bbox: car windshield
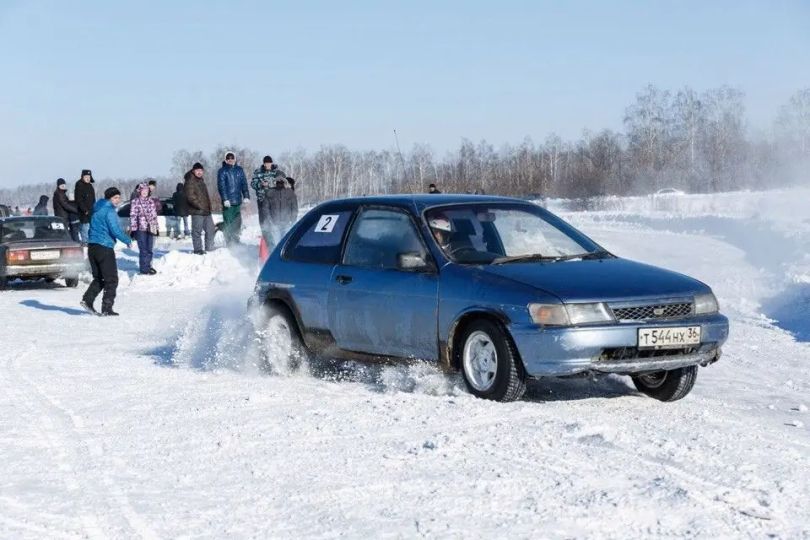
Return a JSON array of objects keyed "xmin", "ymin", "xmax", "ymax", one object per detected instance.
[
  {"xmin": 424, "ymin": 203, "xmax": 605, "ymax": 264},
  {"xmin": 0, "ymin": 219, "xmax": 71, "ymax": 243}
]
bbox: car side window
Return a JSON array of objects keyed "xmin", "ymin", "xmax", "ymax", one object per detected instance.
[
  {"xmin": 343, "ymin": 208, "xmax": 427, "ymax": 270},
  {"xmin": 285, "ymin": 210, "xmax": 353, "ymax": 264}
]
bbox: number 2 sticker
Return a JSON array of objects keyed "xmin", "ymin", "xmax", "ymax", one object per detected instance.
[{"xmin": 315, "ymin": 214, "xmax": 339, "ymax": 233}]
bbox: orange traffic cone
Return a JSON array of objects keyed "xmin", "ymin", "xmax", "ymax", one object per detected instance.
[{"xmin": 259, "ymin": 236, "xmax": 270, "ymax": 264}]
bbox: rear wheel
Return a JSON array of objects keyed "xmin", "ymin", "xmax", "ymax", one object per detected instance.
[
  {"xmin": 0, "ymin": 276, "xmax": 7, "ymax": 291},
  {"xmin": 64, "ymin": 277, "xmax": 79, "ymax": 288},
  {"xmin": 632, "ymin": 365, "xmax": 698, "ymax": 402},
  {"xmin": 460, "ymin": 319, "xmax": 526, "ymax": 402}
]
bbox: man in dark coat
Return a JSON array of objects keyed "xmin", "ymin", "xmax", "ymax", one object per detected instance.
[
  {"xmin": 33, "ymin": 195, "xmax": 49, "ymax": 216},
  {"xmin": 172, "ymin": 182, "xmax": 191, "ymax": 238},
  {"xmin": 266, "ymin": 179, "xmax": 299, "ymax": 246},
  {"xmin": 52, "ymin": 178, "xmax": 80, "ymax": 241},
  {"xmin": 74, "ymin": 169, "xmax": 96, "ymax": 245},
  {"xmin": 217, "ymin": 152, "xmax": 250, "ymax": 245},
  {"xmin": 184, "ymin": 162, "xmax": 215, "ymax": 254},
  {"xmin": 428, "ymin": 183, "xmax": 441, "ymax": 194}
]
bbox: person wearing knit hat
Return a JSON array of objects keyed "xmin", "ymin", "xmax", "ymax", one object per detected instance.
[
  {"xmin": 184, "ymin": 162, "xmax": 215, "ymax": 254},
  {"xmin": 74, "ymin": 169, "xmax": 96, "ymax": 245},
  {"xmin": 217, "ymin": 151, "xmax": 250, "ymax": 246},
  {"xmin": 81, "ymin": 187, "xmax": 131, "ymax": 316},
  {"xmin": 250, "ymin": 154, "xmax": 289, "ymax": 247},
  {"xmin": 52, "ymin": 178, "xmax": 80, "ymax": 241}
]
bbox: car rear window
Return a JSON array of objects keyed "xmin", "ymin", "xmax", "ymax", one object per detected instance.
[
  {"xmin": 1, "ymin": 219, "xmax": 71, "ymax": 242},
  {"xmin": 285, "ymin": 210, "xmax": 353, "ymax": 264}
]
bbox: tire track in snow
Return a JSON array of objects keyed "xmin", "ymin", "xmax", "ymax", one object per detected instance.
[{"xmin": 6, "ymin": 351, "xmax": 158, "ymax": 539}]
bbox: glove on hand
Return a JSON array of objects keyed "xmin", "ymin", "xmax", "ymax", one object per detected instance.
[
  {"xmin": 243, "ymin": 198, "xmax": 250, "ymax": 204},
  {"xmin": 223, "ymin": 200, "xmax": 231, "ymax": 208}
]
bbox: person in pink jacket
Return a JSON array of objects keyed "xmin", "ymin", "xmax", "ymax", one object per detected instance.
[{"xmin": 130, "ymin": 182, "xmax": 159, "ymax": 275}]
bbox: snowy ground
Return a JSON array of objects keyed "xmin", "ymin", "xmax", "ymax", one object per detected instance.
[{"xmin": 1, "ymin": 190, "xmax": 809, "ymax": 539}]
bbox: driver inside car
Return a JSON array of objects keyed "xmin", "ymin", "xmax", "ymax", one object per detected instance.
[{"xmin": 428, "ymin": 214, "xmax": 453, "ymax": 252}]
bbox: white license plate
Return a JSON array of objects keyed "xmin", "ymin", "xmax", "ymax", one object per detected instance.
[
  {"xmin": 30, "ymin": 250, "xmax": 60, "ymax": 261},
  {"xmin": 638, "ymin": 326, "xmax": 701, "ymax": 349}
]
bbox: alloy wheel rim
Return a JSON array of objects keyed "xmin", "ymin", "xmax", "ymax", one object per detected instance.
[
  {"xmin": 266, "ymin": 314, "xmax": 293, "ymax": 360},
  {"xmin": 463, "ymin": 330, "xmax": 498, "ymax": 392}
]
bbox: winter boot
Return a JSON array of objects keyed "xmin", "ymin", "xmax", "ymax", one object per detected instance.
[
  {"xmin": 100, "ymin": 309, "xmax": 119, "ymax": 317},
  {"xmin": 80, "ymin": 300, "xmax": 98, "ymax": 315}
]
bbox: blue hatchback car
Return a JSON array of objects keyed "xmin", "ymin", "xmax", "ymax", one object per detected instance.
[{"xmin": 250, "ymin": 195, "xmax": 729, "ymax": 402}]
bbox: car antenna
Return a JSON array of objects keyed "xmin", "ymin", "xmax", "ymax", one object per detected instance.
[{"xmin": 393, "ymin": 128, "xmax": 409, "ymax": 187}]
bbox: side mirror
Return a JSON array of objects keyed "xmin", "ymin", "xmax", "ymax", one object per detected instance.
[{"xmin": 398, "ymin": 252, "xmax": 431, "ymax": 272}]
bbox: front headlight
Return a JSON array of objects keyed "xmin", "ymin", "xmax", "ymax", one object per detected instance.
[
  {"xmin": 694, "ymin": 292, "xmax": 719, "ymax": 315},
  {"xmin": 529, "ymin": 302, "xmax": 615, "ymax": 326}
]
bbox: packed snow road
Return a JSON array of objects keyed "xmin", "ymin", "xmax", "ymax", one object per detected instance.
[{"xmin": 1, "ymin": 192, "xmax": 809, "ymax": 539}]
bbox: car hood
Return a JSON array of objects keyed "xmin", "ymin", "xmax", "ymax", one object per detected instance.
[{"xmin": 479, "ymin": 258, "xmax": 707, "ymax": 303}]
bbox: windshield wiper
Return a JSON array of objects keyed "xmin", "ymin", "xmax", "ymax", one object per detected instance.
[
  {"xmin": 491, "ymin": 253, "xmax": 563, "ymax": 264},
  {"xmin": 553, "ymin": 250, "xmax": 613, "ymax": 261},
  {"xmin": 492, "ymin": 250, "xmax": 612, "ymax": 265}
]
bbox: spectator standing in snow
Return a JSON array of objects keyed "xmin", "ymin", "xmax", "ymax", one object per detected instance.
[
  {"xmin": 251, "ymin": 155, "xmax": 287, "ymax": 246},
  {"xmin": 130, "ymin": 179, "xmax": 162, "ymax": 213},
  {"xmin": 130, "ymin": 182, "xmax": 159, "ymax": 275},
  {"xmin": 75, "ymin": 169, "xmax": 96, "ymax": 245},
  {"xmin": 428, "ymin": 183, "xmax": 441, "ymax": 194},
  {"xmin": 12, "ymin": 206, "xmax": 21, "ymax": 216},
  {"xmin": 33, "ymin": 195, "xmax": 49, "ymax": 216},
  {"xmin": 266, "ymin": 178, "xmax": 298, "ymax": 246},
  {"xmin": 217, "ymin": 151, "xmax": 250, "ymax": 246},
  {"xmin": 184, "ymin": 162, "xmax": 215, "ymax": 254},
  {"xmin": 80, "ymin": 187, "xmax": 131, "ymax": 316},
  {"xmin": 171, "ymin": 182, "xmax": 190, "ymax": 239},
  {"xmin": 53, "ymin": 179, "xmax": 79, "ymax": 239}
]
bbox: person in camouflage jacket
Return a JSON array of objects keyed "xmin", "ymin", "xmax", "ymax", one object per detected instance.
[{"xmin": 251, "ymin": 155, "xmax": 289, "ymax": 246}]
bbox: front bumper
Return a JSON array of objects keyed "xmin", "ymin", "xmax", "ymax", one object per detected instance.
[
  {"xmin": 510, "ymin": 313, "xmax": 729, "ymax": 377},
  {"xmin": 3, "ymin": 262, "xmax": 87, "ymax": 279}
]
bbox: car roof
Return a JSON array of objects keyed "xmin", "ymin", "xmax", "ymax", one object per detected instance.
[{"xmin": 316, "ymin": 194, "xmax": 532, "ymax": 212}]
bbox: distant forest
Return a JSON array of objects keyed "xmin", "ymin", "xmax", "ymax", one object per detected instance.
[{"xmin": 3, "ymin": 85, "xmax": 809, "ymax": 210}]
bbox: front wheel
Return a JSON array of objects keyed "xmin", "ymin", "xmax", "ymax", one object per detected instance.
[
  {"xmin": 64, "ymin": 277, "xmax": 79, "ymax": 288},
  {"xmin": 631, "ymin": 365, "xmax": 698, "ymax": 402},
  {"xmin": 257, "ymin": 305, "xmax": 308, "ymax": 375},
  {"xmin": 460, "ymin": 320, "xmax": 526, "ymax": 402}
]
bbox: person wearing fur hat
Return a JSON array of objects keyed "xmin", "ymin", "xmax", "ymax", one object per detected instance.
[
  {"xmin": 217, "ymin": 151, "xmax": 250, "ymax": 245},
  {"xmin": 130, "ymin": 182, "xmax": 159, "ymax": 275},
  {"xmin": 74, "ymin": 169, "xmax": 96, "ymax": 246},
  {"xmin": 80, "ymin": 187, "xmax": 131, "ymax": 316}
]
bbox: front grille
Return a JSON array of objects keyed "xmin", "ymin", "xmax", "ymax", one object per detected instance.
[{"xmin": 610, "ymin": 302, "xmax": 693, "ymax": 321}]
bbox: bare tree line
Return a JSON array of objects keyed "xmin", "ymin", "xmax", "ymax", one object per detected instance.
[{"xmin": 3, "ymin": 85, "xmax": 808, "ymax": 208}]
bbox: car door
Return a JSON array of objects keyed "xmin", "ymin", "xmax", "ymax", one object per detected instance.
[{"xmin": 328, "ymin": 206, "xmax": 439, "ymax": 360}]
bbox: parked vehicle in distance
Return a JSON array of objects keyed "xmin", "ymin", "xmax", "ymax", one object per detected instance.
[
  {"xmin": 0, "ymin": 216, "xmax": 86, "ymax": 289},
  {"xmin": 250, "ymin": 194, "xmax": 729, "ymax": 402}
]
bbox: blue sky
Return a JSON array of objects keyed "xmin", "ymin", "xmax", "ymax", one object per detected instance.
[{"xmin": 1, "ymin": 0, "xmax": 808, "ymax": 187}]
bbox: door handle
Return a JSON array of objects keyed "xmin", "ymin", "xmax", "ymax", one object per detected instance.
[{"xmin": 336, "ymin": 274, "xmax": 353, "ymax": 285}]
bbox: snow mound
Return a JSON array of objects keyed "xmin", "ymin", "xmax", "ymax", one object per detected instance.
[{"xmin": 126, "ymin": 247, "xmax": 258, "ymax": 291}]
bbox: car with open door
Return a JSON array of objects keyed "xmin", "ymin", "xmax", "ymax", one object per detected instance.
[{"xmin": 250, "ymin": 195, "xmax": 729, "ymax": 402}]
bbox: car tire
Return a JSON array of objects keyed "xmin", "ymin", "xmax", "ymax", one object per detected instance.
[
  {"xmin": 459, "ymin": 319, "xmax": 526, "ymax": 402},
  {"xmin": 64, "ymin": 277, "xmax": 79, "ymax": 288},
  {"xmin": 258, "ymin": 304, "xmax": 308, "ymax": 375},
  {"xmin": 631, "ymin": 365, "xmax": 698, "ymax": 402},
  {"xmin": 0, "ymin": 276, "xmax": 6, "ymax": 291}
]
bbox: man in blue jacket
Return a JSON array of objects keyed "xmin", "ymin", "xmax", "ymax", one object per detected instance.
[
  {"xmin": 80, "ymin": 187, "xmax": 132, "ymax": 316},
  {"xmin": 217, "ymin": 151, "xmax": 250, "ymax": 245}
]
